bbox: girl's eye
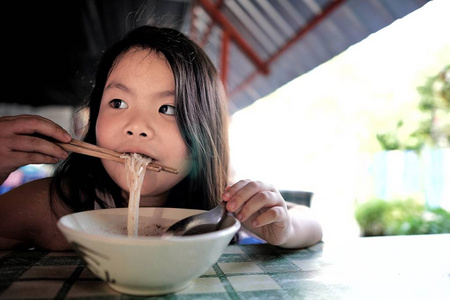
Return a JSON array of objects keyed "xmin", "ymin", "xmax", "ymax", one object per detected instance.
[
  {"xmin": 159, "ymin": 104, "xmax": 176, "ymax": 115},
  {"xmin": 109, "ymin": 99, "xmax": 128, "ymax": 109}
]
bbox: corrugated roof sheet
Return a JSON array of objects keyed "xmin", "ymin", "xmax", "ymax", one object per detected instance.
[{"xmin": 190, "ymin": 0, "xmax": 431, "ymax": 113}]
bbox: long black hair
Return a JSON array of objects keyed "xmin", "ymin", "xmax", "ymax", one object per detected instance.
[{"xmin": 51, "ymin": 26, "xmax": 229, "ymax": 213}]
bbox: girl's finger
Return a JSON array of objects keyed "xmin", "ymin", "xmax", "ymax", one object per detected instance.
[
  {"xmin": 251, "ymin": 206, "xmax": 287, "ymax": 227},
  {"xmin": 223, "ymin": 180, "xmax": 259, "ymax": 212},
  {"xmin": 236, "ymin": 190, "xmax": 281, "ymax": 222},
  {"xmin": 222, "ymin": 179, "xmax": 251, "ymax": 202},
  {"xmin": 224, "ymin": 180, "xmax": 275, "ymax": 213}
]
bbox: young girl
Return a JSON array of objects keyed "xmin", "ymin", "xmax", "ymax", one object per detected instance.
[{"xmin": 0, "ymin": 26, "xmax": 322, "ymax": 250}]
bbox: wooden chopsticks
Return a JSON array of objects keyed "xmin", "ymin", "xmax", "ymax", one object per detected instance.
[{"xmin": 56, "ymin": 139, "xmax": 179, "ymax": 174}]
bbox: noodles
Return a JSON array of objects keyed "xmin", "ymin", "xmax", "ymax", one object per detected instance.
[{"xmin": 121, "ymin": 153, "xmax": 152, "ymax": 237}]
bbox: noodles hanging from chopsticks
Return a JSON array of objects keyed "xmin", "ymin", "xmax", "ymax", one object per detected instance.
[{"xmin": 121, "ymin": 153, "xmax": 152, "ymax": 237}]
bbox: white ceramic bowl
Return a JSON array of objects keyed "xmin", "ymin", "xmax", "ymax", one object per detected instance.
[{"xmin": 57, "ymin": 207, "xmax": 240, "ymax": 296}]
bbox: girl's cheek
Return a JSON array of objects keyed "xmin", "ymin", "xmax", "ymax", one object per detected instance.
[
  {"xmin": 101, "ymin": 160, "xmax": 127, "ymax": 190},
  {"xmin": 96, "ymin": 118, "xmax": 117, "ymax": 148}
]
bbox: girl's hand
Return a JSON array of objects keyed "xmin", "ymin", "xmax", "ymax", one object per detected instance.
[
  {"xmin": 222, "ymin": 180, "xmax": 293, "ymax": 246},
  {"xmin": 0, "ymin": 115, "xmax": 71, "ymax": 184}
]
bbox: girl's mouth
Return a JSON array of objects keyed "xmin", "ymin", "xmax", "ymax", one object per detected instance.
[{"xmin": 124, "ymin": 152, "xmax": 155, "ymax": 162}]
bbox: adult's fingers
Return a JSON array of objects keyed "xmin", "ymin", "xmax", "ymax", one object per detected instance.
[
  {"xmin": 8, "ymin": 135, "xmax": 69, "ymax": 160},
  {"xmin": 5, "ymin": 115, "xmax": 72, "ymax": 143},
  {"xmin": 7, "ymin": 151, "xmax": 60, "ymax": 167}
]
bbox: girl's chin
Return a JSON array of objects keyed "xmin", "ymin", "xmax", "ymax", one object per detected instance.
[
  {"xmin": 120, "ymin": 188, "xmax": 168, "ymax": 206},
  {"xmin": 118, "ymin": 182, "xmax": 166, "ymax": 198}
]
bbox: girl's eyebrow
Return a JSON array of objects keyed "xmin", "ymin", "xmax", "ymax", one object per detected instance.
[
  {"xmin": 157, "ymin": 90, "xmax": 175, "ymax": 99},
  {"xmin": 105, "ymin": 81, "xmax": 174, "ymax": 99},
  {"xmin": 104, "ymin": 82, "xmax": 133, "ymax": 95}
]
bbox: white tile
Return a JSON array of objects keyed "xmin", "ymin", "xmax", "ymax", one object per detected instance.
[
  {"xmin": 228, "ymin": 275, "xmax": 280, "ymax": 292},
  {"xmin": 78, "ymin": 268, "xmax": 100, "ymax": 279},
  {"xmin": 178, "ymin": 277, "xmax": 226, "ymax": 294},
  {"xmin": 218, "ymin": 262, "xmax": 262, "ymax": 274},
  {"xmin": 223, "ymin": 245, "xmax": 244, "ymax": 254},
  {"xmin": 202, "ymin": 266, "xmax": 216, "ymax": 276},
  {"xmin": 66, "ymin": 281, "xmax": 118, "ymax": 298},
  {"xmin": 291, "ymin": 260, "xmax": 322, "ymax": 271},
  {"xmin": 0, "ymin": 281, "xmax": 62, "ymax": 299}
]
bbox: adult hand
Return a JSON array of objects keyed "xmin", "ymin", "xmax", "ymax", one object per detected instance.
[{"xmin": 0, "ymin": 115, "xmax": 72, "ymax": 185}]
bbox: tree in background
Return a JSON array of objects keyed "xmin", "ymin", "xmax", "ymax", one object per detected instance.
[
  {"xmin": 376, "ymin": 65, "xmax": 450, "ymax": 151},
  {"xmin": 416, "ymin": 64, "xmax": 450, "ymax": 147}
]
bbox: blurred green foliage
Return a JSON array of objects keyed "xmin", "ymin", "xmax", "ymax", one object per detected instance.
[
  {"xmin": 376, "ymin": 120, "xmax": 424, "ymax": 152},
  {"xmin": 355, "ymin": 198, "xmax": 450, "ymax": 236},
  {"xmin": 376, "ymin": 65, "xmax": 450, "ymax": 152}
]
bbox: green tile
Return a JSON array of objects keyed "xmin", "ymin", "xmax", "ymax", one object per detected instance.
[
  {"xmin": 239, "ymin": 244, "xmax": 281, "ymax": 256},
  {"xmin": 169, "ymin": 294, "xmax": 230, "ymax": 300},
  {"xmin": 280, "ymin": 249, "xmax": 315, "ymax": 260},
  {"xmin": 218, "ymin": 254, "xmax": 250, "ymax": 263},
  {"xmin": 237, "ymin": 289, "xmax": 292, "ymax": 299},
  {"xmin": 35, "ymin": 256, "xmax": 83, "ymax": 266},
  {"xmin": 256, "ymin": 255, "xmax": 301, "ymax": 273}
]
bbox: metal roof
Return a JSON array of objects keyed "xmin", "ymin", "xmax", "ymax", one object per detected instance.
[
  {"xmin": 3, "ymin": 0, "xmax": 431, "ymax": 114},
  {"xmin": 189, "ymin": 0, "xmax": 431, "ymax": 113}
]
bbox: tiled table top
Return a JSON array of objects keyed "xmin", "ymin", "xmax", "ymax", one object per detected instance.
[{"xmin": 1, "ymin": 234, "xmax": 449, "ymax": 299}]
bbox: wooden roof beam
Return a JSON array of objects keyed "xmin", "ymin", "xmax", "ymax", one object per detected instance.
[
  {"xmin": 197, "ymin": 0, "xmax": 269, "ymax": 74},
  {"xmin": 199, "ymin": 0, "xmax": 225, "ymax": 47}
]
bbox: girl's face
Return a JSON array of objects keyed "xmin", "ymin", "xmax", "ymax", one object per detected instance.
[{"xmin": 96, "ymin": 48, "xmax": 191, "ymax": 206}]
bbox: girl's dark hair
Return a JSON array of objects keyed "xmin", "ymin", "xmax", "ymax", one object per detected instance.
[{"xmin": 51, "ymin": 26, "xmax": 229, "ymax": 212}]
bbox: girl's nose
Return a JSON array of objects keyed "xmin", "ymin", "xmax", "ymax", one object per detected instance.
[
  {"xmin": 124, "ymin": 110, "xmax": 154, "ymax": 138},
  {"xmin": 126, "ymin": 130, "xmax": 149, "ymax": 138},
  {"xmin": 124, "ymin": 117, "xmax": 153, "ymax": 138}
]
